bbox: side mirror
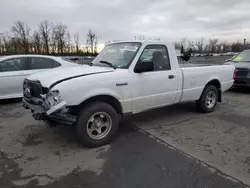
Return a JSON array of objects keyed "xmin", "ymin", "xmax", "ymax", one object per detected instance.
[
  {"xmin": 134, "ymin": 60, "xmax": 154, "ymax": 73},
  {"xmin": 180, "ymin": 52, "xmax": 191, "ymax": 61}
]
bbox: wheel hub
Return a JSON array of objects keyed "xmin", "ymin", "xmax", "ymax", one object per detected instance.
[
  {"xmin": 86, "ymin": 112, "xmax": 112, "ymax": 140},
  {"xmin": 206, "ymin": 91, "xmax": 216, "ymax": 108}
]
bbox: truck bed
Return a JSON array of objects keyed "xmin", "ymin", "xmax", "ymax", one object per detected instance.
[
  {"xmin": 179, "ymin": 63, "xmax": 212, "ymax": 68},
  {"xmin": 179, "ymin": 64, "xmax": 234, "ymax": 103}
]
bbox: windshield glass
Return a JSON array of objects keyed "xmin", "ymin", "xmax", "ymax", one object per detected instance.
[
  {"xmin": 91, "ymin": 42, "xmax": 142, "ymax": 68},
  {"xmin": 233, "ymin": 50, "xmax": 250, "ymax": 62}
]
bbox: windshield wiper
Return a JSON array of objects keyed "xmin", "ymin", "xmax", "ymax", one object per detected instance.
[{"xmin": 99, "ymin": 61, "xmax": 116, "ymax": 69}]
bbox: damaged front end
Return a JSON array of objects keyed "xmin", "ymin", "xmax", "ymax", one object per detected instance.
[{"xmin": 22, "ymin": 79, "xmax": 76, "ymax": 126}]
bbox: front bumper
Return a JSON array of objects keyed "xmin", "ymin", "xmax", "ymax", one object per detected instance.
[
  {"xmin": 234, "ymin": 77, "xmax": 250, "ymax": 87},
  {"xmin": 22, "ymin": 98, "xmax": 77, "ymax": 126}
]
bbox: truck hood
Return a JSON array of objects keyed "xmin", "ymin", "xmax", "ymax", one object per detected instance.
[{"xmin": 27, "ymin": 65, "xmax": 114, "ymax": 88}]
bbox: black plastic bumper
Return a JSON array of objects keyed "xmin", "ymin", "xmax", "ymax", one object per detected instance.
[
  {"xmin": 234, "ymin": 77, "xmax": 250, "ymax": 87},
  {"xmin": 32, "ymin": 112, "xmax": 77, "ymax": 126},
  {"xmin": 22, "ymin": 98, "xmax": 77, "ymax": 126},
  {"xmin": 22, "ymin": 98, "xmax": 46, "ymax": 113}
]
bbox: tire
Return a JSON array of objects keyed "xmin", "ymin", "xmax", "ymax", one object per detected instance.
[
  {"xmin": 196, "ymin": 85, "xmax": 218, "ymax": 113},
  {"xmin": 76, "ymin": 102, "xmax": 119, "ymax": 148}
]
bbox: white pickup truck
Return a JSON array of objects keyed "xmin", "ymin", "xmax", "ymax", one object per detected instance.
[{"xmin": 23, "ymin": 41, "xmax": 235, "ymax": 147}]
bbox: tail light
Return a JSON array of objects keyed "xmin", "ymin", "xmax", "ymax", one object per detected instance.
[{"xmin": 233, "ymin": 69, "xmax": 238, "ymax": 80}]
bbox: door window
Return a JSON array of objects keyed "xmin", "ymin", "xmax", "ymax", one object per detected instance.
[
  {"xmin": 0, "ymin": 57, "xmax": 29, "ymax": 72},
  {"xmin": 53, "ymin": 60, "xmax": 61, "ymax": 68},
  {"xmin": 138, "ymin": 45, "xmax": 171, "ymax": 71},
  {"xmin": 30, "ymin": 57, "xmax": 60, "ymax": 69}
]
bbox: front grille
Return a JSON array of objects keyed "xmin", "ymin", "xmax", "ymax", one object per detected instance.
[
  {"xmin": 23, "ymin": 79, "xmax": 47, "ymax": 98},
  {"xmin": 236, "ymin": 68, "xmax": 249, "ymax": 77}
]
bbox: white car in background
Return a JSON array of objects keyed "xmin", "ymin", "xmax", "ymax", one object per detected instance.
[{"xmin": 0, "ymin": 54, "xmax": 79, "ymax": 99}]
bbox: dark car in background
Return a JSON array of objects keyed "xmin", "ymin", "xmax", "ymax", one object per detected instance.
[{"xmin": 225, "ymin": 49, "xmax": 250, "ymax": 87}]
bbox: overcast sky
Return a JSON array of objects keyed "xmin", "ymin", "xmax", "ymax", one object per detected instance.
[{"xmin": 1, "ymin": 0, "xmax": 250, "ymax": 44}]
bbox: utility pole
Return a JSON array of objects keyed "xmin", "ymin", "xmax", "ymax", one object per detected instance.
[{"xmin": 244, "ymin": 38, "xmax": 246, "ymax": 50}]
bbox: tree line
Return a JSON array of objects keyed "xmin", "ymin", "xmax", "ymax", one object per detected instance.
[
  {"xmin": 0, "ymin": 20, "xmax": 98, "ymax": 56},
  {"xmin": 174, "ymin": 37, "xmax": 249, "ymax": 54},
  {"xmin": 1, "ymin": 21, "xmax": 249, "ymax": 56}
]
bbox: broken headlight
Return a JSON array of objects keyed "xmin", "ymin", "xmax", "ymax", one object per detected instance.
[{"xmin": 45, "ymin": 90, "xmax": 63, "ymax": 106}]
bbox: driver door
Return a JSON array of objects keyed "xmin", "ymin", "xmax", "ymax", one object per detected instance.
[{"xmin": 131, "ymin": 45, "xmax": 179, "ymax": 113}]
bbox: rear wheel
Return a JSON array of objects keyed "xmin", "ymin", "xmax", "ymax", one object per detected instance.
[
  {"xmin": 76, "ymin": 102, "xmax": 119, "ymax": 148},
  {"xmin": 196, "ymin": 85, "xmax": 218, "ymax": 113}
]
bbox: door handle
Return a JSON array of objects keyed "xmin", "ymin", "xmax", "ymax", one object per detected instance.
[{"xmin": 168, "ymin": 75, "xmax": 175, "ymax": 79}]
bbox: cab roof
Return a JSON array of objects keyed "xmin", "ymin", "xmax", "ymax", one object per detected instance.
[{"xmin": 109, "ymin": 40, "xmax": 174, "ymax": 46}]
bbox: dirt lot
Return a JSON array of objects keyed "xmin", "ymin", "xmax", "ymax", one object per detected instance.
[{"xmin": 0, "ymin": 88, "xmax": 250, "ymax": 188}]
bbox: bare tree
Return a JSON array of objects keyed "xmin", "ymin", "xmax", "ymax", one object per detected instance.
[
  {"xmin": 216, "ymin": 43, "xmax": 222, "ymax": 53},
  {"xmin": 221, "ymin": 41, "xmax": 231, "ymax": 53},
  {"xmin": 208, "ymin": 39, "xmax": 218, "ymax": 53},
  {"xmin": 180, "ymin": 37, "xmax": 187, "ymax": 49},
  {"xmin": 231, "ymin": 41, "xmax": 244, "ymax": 52},
  {"xmin": 33, "ymin": 31, "xmax": 41, "ymax": 53},
  {"xmin": 11, "ymin": 37, "xmax": 22, "ymax": 53},
  {"xmin": 2, "ymin": 34, "xmax": 11, "ymax": 53},
  {"xmin": 84, "ymin": 45, "xmax": 90, "ymax": 55},
  {"xmin": 0, "ymin": 33, "xmax": 4, "ymax": 54},
  {"xmin": 74, "ymin": 32, "xmax": 80, "ymax": 54},
  {"xmin": 244, "ymin": 42, "xmax": 250, "ymax": 50},
  {"xmin": 188, "ymin": 40, "xmax": 195, "ymax": 50},
  {"xmin": 11, "ymin": 21, "xmax": 31, "ymax": 53},
  {"xmin": 174, "ymin": 41, "xmax": 182, "ymax": 50},
  {"xmin": 204, "ymin": 44, "xmax": 210, "ymax": 53},
  {"xmin": 196, "ymin": 37, "xmax": 205, "ymax": 53},
  {"xmin": 51, "ymin": 27, "xmax": 57, "ymax": 53},
  {"xmin": 66, "ymin": 32, "xmax": 71, "ymax": 53},
  {"xmin": 53, "ymin": 23, "xmax": 67, "ymax": 55},
  {"xmin": 39, "ymin": 20, "xmax": 51, "ymax": 54},
  {"xmin": 2, "ymin": 34, "xmax": 22, "ymax": 54},
  {"xmin": 86, "ymin": 29, "xmax": 97, "ymax": 54}
]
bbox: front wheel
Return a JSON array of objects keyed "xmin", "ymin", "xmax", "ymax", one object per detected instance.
[
  {"xmin": 196, "ymin": 85, "xmax": 218, "ymax": 113},
  {"xmin": 76, "ymin": 102, "xmax": 119, "ymax": 148}
]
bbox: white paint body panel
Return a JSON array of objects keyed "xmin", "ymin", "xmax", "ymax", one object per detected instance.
[
  {"xmin": 25, "ymin": 41, "xmax": 235, "ymax": 114},
  {"xmin": 180, "ymin": 65, "xmax": 235, "ymax": 102},
  {"xmin": 0, "ymin": 55, "xmax": 79, "ymax": 100}
]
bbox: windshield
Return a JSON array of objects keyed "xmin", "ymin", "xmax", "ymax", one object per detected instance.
[
  {"xmin": 233, "ymin": 50, "xmax": 250, "ymax": 62},
  {"xmin": 91, "ymin": 42, "xmax": 142, "ymax": 69}
]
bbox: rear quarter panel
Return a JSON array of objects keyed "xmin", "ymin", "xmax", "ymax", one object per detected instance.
[{"xmin": 180, "ymin": 65, "xmax": 234, "ymax": 102}]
